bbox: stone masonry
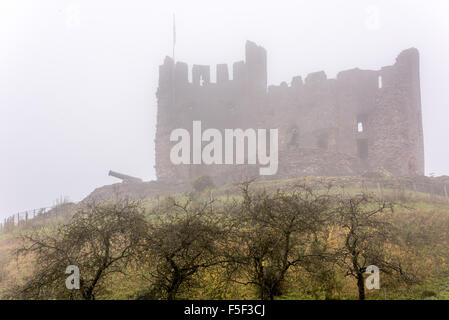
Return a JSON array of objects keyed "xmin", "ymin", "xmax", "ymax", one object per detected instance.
[{"xmin": 155, "ymin": 41, "xmax": 425, "ymax": 185}]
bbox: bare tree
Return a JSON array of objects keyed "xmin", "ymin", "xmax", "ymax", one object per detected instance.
[
  {"xmin": 11, "ymin": 198, "xmax": 147, "ymax": 300},
  {"xmin": 225, "ymin": 182, "xmax": 334, "ymax": 300},
  {"xmin": 333, "ymin": 193, "xmax": 411, "ymax": 300},
  {"xmin": 138, "ymin": 197, "xmax": 227, "ymax": 300}
]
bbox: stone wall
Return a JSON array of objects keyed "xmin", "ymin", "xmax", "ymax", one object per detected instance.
[{"xmin": 155, "ymin": 41, "xmax": 425, "ymax": 185}]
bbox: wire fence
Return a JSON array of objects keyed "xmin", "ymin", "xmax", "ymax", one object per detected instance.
[
  {"xmin": 1, "ymin": 177, "xmax": 448, "ymax": 235},
  {"xmin": 357, "ymin": 177, "xmax": 449, "ymax": 201},
  {"xmin": 0, "ymin": 207, "xmax": 52, "ymax": 234}
]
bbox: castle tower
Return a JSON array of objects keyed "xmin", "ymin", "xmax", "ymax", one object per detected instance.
[
  {"xmin": 154, "ymin": 42, "xmax": 425, "ymax": 184},
  {"xmin": 368, "ymin": 48, "xmax": 424, "ymax": 175}
]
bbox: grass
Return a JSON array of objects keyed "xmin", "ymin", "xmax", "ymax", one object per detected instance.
[{"xmin": 2, "ymin": 175, "xmax": 449, "ymax": 300}]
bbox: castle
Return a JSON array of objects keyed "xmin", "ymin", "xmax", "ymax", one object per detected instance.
[{"xmin": 155, "ymin": 41, "xmax": 424, "ymax": 185}]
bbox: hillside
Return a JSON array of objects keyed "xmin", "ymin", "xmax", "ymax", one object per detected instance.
[{"xmin": 1, "ymin": 175, "xmax": 449, "ymax": 300}]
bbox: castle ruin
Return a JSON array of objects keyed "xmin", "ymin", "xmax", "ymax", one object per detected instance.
[{"xmin": 155, "ymin": 41, "xmax": 424, "ymax": 185}]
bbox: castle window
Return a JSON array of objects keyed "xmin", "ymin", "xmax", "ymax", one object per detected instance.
[
  {"xmin": 357, "ymin": 122, "xmax": 364, "ymax": 133},
  {"xmin": 378, "ymin": 75, "xmax": 383, "ymax": 89},
  {"xmin": 288, "ymin": 127, "xmax": 299, "ymax": 146},
  {"xmin": 356, "ymin": 114, "xmax": 367, "ymax": 133}
]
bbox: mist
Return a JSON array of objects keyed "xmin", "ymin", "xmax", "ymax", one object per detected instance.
[{"xmin": 1, "ymin": 0, "xmax": 448, "ymax": 217}]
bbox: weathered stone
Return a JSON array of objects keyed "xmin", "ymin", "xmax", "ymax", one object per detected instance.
[{"xmin": 154, "ymin": 41, "xmax": 425, "ymax": 185}]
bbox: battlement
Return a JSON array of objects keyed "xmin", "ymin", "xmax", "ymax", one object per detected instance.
[
  {"xmin": 159, "ymin": 42, "xmax": 420, "ymax": 107},
  {"xmin": 155, "ymin": 41, "xmax": 424, "ymax": 184},
  {"xmin": 158, "ymin": 41, "xmax": 267, "ymax": 90}
]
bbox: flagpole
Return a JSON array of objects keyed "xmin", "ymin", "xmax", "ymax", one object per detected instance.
[
  {"xmin": 173, "ymin": 13, "xmax": 176, "ymax": 62},
  {"xmin": 172, "ymin": 13, "xmax": 176, "ymax": 107}
]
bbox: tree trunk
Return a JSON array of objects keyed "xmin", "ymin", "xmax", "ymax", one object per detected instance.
[
  {"xmin": 269, "ymin": 290, "xmax": 274, "ymax": 301},
  {"xmin": 357, "ymin": 274, "xmax": 365, "ymax": 300},
  {"xmin": 259, "ymin": 284, "xmax": 265, "ymax": 300},
  {"xmin": 167, "ymin": 278, "xmax": 181, "ymax": 300}
]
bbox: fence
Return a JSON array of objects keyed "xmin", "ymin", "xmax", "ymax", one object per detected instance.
[
  {"xmin": 1, "ymin": 177, "xmax": 448, "ymax": 234},
  {"xmin": 0, "ymin": 207, "xmax": 52, "ymax": 234},
  {"xmin": 357, "ymin": 177, "xmax": 449, "ymax": 202}
]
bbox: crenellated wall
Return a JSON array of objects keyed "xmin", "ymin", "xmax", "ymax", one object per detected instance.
[{"xmin": 155, "ymin": 41, "xmax": 425, "ymax": 184}]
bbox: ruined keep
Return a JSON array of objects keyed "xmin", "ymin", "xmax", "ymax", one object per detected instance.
[{"xmin": 155, "ymin": 41, "xmax": 424, "ymax": 185}]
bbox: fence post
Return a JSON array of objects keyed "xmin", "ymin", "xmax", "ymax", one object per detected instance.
[
  {"xmin": 430, "ymin": 183, "xmax": 434, "ymax": 201},
  {"xmin": 392, "ymin": 182, "xmax": 395, "ymax": 200},
  {"xmin": 444, "ymin": 184, "xmax": 448, "ymax": 202}
]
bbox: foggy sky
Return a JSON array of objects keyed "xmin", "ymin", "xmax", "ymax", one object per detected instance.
[{"xmin": 1, "ymin": 0, "xmax": 448, "ymax": 217}]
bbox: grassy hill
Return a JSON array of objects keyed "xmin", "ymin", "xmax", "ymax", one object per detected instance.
[{"xmin": 1, "ymin": 175, "xmax": 449, "ymax": 300}]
